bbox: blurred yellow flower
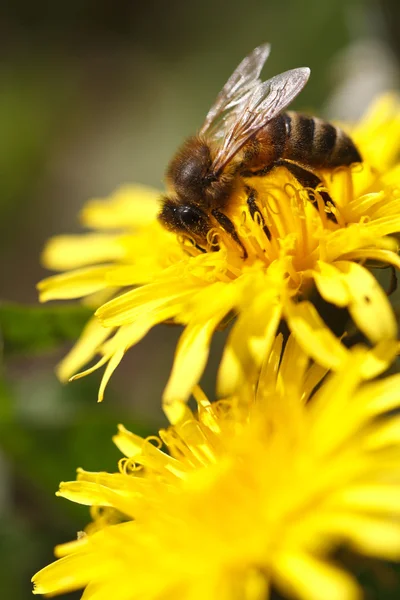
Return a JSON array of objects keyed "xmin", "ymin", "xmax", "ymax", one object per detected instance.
[
  {"xmin": 38, "ymin": 95, "xmax": 400, "ymax": 416},
  {"xmin": 32, "ymin": 337, "xmax": 400, "ymax": 600}
]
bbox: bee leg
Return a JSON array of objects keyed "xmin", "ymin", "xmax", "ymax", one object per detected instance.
[
  {"xmin": 245, "ymin": 186, "xmax": 271, "ymax": 240},
  {"xmin": 274, "ymin": 159, "xmax": 321, "ymax": 186},
  {"xmin": 272, "ymin": 159, "xmax": 337, "ymax": 222},
  {"xmin": 211, "ymin": 209, "xmax": 248, "ymax": 259},
  {"xmin": 243, "ymin": 160, "xmax": 322, "ymax": 188},
  {"xmin": 243, "ymin": 160, "xmax": 336, "ymax": 222}
]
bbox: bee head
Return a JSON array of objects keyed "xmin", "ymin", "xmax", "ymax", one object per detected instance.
[
  {"xmin": 158, "ymin": 196, "xmax": 211, "ymax": 242},
  {"xmin": 166, "ymin": 136, "xmax": 214, "ymax": 202}
]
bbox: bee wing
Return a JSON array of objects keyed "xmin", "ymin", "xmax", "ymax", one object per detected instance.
[
  {"xmin": 199, "ymin": 43, "xmax": 271, "ymax": 137},
  {"xmin": 210, "ymin": 67, "xmax": 310, "ymax": 175}
]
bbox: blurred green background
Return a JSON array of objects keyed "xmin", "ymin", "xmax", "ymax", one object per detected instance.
[{"xmin": 1, "ymin": 1, "xmax": 400, "ymax": 598}]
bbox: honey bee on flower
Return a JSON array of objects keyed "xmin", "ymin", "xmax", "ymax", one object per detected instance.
[
  {"xmin": 38, "ymin": 46, "xmax": 400, "ymax": 420},
  {"xmin": 160, "ymin": 44, "xmax": 361, "ymax": 258}
]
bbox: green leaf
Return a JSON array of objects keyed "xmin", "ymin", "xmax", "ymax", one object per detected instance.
[{"xmin": 0, "ymin": 302, "xmax": 92, "ymax": 357}]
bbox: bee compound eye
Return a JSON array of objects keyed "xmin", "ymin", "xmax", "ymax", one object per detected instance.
[
  {"xmin": 159, "ymin": 197, "xmax": 210, "ymax": 239},
  {"xmin": 177, "ymin": 205, "xmax": 210, "ymax": 236}
]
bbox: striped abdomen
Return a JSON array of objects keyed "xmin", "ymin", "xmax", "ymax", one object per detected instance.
[{"xmin": 248, "ymin": 111, "xmax": 362, "ymax": 170}]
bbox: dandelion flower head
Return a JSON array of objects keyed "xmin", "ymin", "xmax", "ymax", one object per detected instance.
[
  {"xmin": 32, "ymin": 336, "xmax": 400, "ymax": 600},
  {"xmin": 38, "ymin": 95, "xmax": 400, "ymax": 418}
]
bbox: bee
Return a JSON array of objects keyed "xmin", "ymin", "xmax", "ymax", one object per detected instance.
[{"xmin": 159, "ymin": 44, "xmax": 362, "ymax": 257}]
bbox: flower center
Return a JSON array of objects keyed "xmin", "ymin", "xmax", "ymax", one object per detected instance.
[{"xmin": 217, "ymin": 172, "xmax": 339, "ymax": 271}]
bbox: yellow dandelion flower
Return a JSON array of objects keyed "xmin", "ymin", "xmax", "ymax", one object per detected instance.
[
  {"xmin": 38, "ymin": 96, "xmax": 400, "ymax": 419},
  {"xmin": 32, "ymin": 337, "xmax": 400, "ymax": 600}
]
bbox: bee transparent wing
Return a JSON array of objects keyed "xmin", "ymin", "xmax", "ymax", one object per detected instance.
[
  {"xmin": 211, "ymin": 67, "xmax": 311, "ymax": 174},
  {"xmin": 199, "ymin": 43, "xmax": 271, "ymax": 138}
]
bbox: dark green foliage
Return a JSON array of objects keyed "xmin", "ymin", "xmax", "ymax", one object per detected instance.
[{"xmin": 0, "ymin": 303, "xmax": 93, "ymax": 357}]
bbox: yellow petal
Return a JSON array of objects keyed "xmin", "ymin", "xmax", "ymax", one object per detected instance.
[
  {"xmin": 73, "ymin": 306, "xmax": 191, "ymax": 401},
  {"xmin": 301, "ymin": 363, "xmax": 329, "ymax": 403},
  {"xmin": 349, "ymin": 520, "xmax": 400, "ymax": 560},
  {"xmin": 163, "ymin": 319, "xmax": 221, "ymax": 425},
  {"xmin": 105, "ymin": 264, "xmax": 163, "ymax": 286},
  {"xmin": 112, "ymin": 426, "xmax": 182, "ymax": 474},
  {"xmin": 80, "ymin": 578, "xmax": 141, "ymax": 600},
  {"xmin": 335, "ymin": 260, "xmax": 397, "ymax": 342},
  {"xmin": 353, "ymin": 93, "xmax": 400, "ymax": 169},
  {"xmin": 322, "ymin": 512, "xmax": 400, "ymax": 560},
  {"xmin": 69, "ymin": 354, "xmax": 109, "ymax": 382},
  {"xmin": 366, "ymin": 414, "xmax": 400, "ymax": 449},
  {"xmin": 305, "ymin": 353, "xmax": 365, "ymax": 452},
  {"xmin": 333, "ymin": 485, "xmax": 400, "ymax": 513},
  {"xmin": 38, "ymin": 266, "xmax": 111, "ymax": 301},
  {"xmin": 98, "ymin": 349, "xmax": 125, "ymax": 402},
  {"xmin": 56, "ymin": 317, "xmax": 113, "ymax": 382},
  {"xmin": 278, "ymin": 332, "xmax": 310, "ymax": 397},
  {"xmin": 42, "ymin": 234, "xmax": 124, "ymax": 271},
  {"xmin": 363, "ymin": 215, "xmax": 400, "ymax": 238},
  {"xmin": 274, "ymin": 553, "xmax": 360, "ymax": 600},
  {"xmin": 355, "ymin": 372, "xmax": 400, "ymax": 417},
  {"xmin": 324, "ymin": 222, "xmax": 399, "ymax": 262},
  {"xmin": 57, "ymin": 480, "xmax": 138, "ymax": 519},
  {"xmin": 312, "ymin": 262, "xmax": 350, "ymax": 307},
  {"xmin": 340, "ymin": 247, "xmax": 400, "ymax": 268},
  {"xmin": 217, "ymin": 296, "xmax": 282, "ymax": 397},
  {"xmin": 32, "ymin": 553, "xmax": 97, "ymax": 595},
  {"xmin": 100, "ymin": 310, "xmax": 173, "ymax": 357},
  {"xmin": 112, "ymin": 424, "xmax": 147, "ymax": 458},
  {"xmin": 256, "ymin": 333, "xmax": 284, "ymax": 399},
  {"xmin": 57, "ymin": 480, "xmax": 116, "ymax": 507},
  {"xmin": 343, "ymin": 191, "xmax": 386, "ymax": 219},
  {"xmin": 357, "ymin": 339, "xmax": 399, "ymax": 379},
  {"xmin": 304, "ymin": 342, "xmax": 398, "ymax": 453},
  {"xmin": 82, "ymin": 288, "xmax": 117, "ymax": 309},
  {"xmin": 285, "ymin": 300, "xmax": 349, "ymax": 370},
  {"xmin": 96, "ymin": 279, "xmax": 197, "ymax": 328},
  {"xmin": 76, "ymin": 468, "xmax": 138, "ymax": 490},
  {"xmin": 55, "ymin": 537, "xmax": 88, "ymax": 559},
  {"xmin": 162, "ymin": 282, "xmax": 237, "ymax": 420},
  {"xmin": 68, "ymin": 317, "xmax": 165, "ymax": 399}
]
